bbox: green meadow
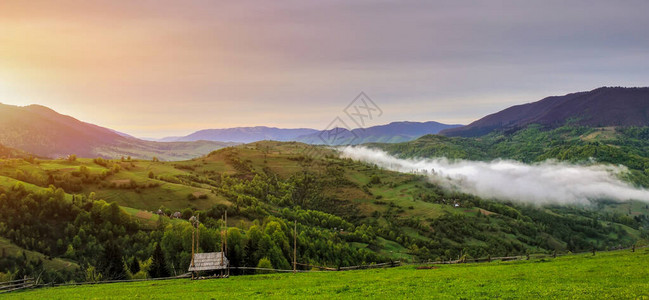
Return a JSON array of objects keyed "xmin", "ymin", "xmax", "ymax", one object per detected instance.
[{"xmin": 8, "ymin": 249, "xmax": 648, "ymax": 299}]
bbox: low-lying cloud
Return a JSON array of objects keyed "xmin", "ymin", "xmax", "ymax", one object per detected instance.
[{"xmin": 340, "ymin": 146, "xmax": 649, "ymax": 205}]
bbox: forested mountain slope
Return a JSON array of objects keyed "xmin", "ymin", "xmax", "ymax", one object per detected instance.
[
  {"xmin": 442, "ymin": 87, "xmax": 649, "ymax": 137},
  {"xmin": 0, "ymin": 141, "xmax": 646, "ymax": 283}
]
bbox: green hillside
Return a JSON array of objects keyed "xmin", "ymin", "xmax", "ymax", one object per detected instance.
[
  {"xmin": 373, "ymin": 125, "xmax": 649, "ymax": 187},
  {"xmin": 8, "ymin": 249, "xmax": 649, "ymax": 299},
  {"xmin": 0, "ymin": 140, "xmax": 647, "ymax": 284}
]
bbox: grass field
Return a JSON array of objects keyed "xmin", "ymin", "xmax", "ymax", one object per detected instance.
[{"xmin": 8, "ymin": 249, "xmax": 648, "ymax": 299}]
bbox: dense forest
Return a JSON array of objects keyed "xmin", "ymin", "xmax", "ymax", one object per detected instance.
[
  {"xmin": 374, "ymin": 125, "xmax": 649, "ymax": 187},
  {"xmin": 0, "ymin": 136, "xmax": 648, "ymax": 283}
]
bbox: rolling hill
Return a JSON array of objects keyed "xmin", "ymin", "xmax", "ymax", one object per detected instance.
[
  {"xmin": 0, "ymin": 104, "xmax": 237, "ymax": 160},
  {"xmin": 1, "ymin": 141, "xmax": 646, "ymax": 284},
  {"xmin": 441, "ymin": 87, "xmax": 649, "ymax": 137}
]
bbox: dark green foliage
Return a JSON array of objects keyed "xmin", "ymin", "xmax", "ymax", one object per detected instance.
[
  {"xmin": 149, "ymin": 243, "xmax": 169, "ymax": 278},
  {"xmin": 129, "ymin": 257, "xmax": 140, "ymax": 274},
  {"xmin": 99, "ymin": 241, "xmax": 127, "ymax": 280}
]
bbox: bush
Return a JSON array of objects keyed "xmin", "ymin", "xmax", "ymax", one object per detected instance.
[{"xmin": 256, "ymin": 257, "xmax": 274, "ymax": 274}]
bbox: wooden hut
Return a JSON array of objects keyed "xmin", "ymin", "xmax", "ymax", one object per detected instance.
[{"xmin": 188, "ymin": 252, "xmax": 229, "ymax": 275}]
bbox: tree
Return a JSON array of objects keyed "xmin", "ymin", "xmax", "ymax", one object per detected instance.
[
  {"xmin": 99, "ymin": 241, "xmax": 127, "ymax": 280},
  {"xmin": 181, "ymin": 208, "xmax": 193, "ymax": 220},
  {"xmin": 68, "ymin": 154, "xmax": 77, "ymax": 162},
  {"xmin": 227, "ymin": 228, "xmax": 245, "ymax": 268},
  {"xmin": 129, "ymin": 258, "xmax": 140, "ymax": 274},
  {"xmin": 149, "ymin": 243, "xmax": 170, "ymax": 278},
  {"xmin": 256, "ymin": 257, "xmax": 273, "ymax": 274},
  {"xmin": 148, "ymin": 171, "xmax": 155, "ymax": 179}
]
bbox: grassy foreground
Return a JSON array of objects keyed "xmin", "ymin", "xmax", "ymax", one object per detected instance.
[{"xmin": 8, "ymin": 249, "xmax": 649, "ymax": 299}]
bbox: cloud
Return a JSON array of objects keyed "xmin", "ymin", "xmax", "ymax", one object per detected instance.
[
  {"xmin": 2, "ymin": 1, "xmax": 649, "ymax": 137},
  {"xmin": 340, "ymin": 146, "xmax": 649, "ymax": 205}
]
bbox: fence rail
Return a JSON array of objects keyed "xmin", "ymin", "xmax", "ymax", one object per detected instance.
[
  {"xmin": 406, "ymin": 245, "xmax": 648, "ymax": 266},
  {"xmin": 0, "ymin": 277, "xmax": 34, "ymax": 294}
]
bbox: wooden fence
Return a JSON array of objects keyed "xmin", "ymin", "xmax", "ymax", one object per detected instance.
[
  {"xmin": 0, "ymin": 277, "xmax": 35, "ymax": 294},
  {"xmin": 407, "ymin": 245, "xmax": 648, "ymax": 266}
]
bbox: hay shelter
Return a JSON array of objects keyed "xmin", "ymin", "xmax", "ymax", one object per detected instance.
[{"xmin": 188, "ymin": 252, "xmax": 229, "ymax": 272}]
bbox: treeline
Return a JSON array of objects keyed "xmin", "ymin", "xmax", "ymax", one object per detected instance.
[
  {"xmin": 200, "ymin": 151, "xmax": 643, "ymax": 262},
  {"xmin": 0, "ymin": 181, "xmax": 383, "ymax": 283}
]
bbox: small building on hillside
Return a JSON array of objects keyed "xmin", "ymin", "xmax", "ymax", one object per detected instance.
[
  {"xmin": 172, "ymin": 211, "xmax": 182, "ymax": 219},
  {"xmin": 188, "ymin": 252, "xmax": 229, "ymax": 273}
]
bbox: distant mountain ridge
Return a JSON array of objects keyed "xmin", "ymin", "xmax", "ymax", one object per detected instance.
[
  {"xmin": 295, "ymin": 121, "xmax": 463, "ymax": 145},
  {"xmin": 441, "ymin": 87, "xmax": 649, "ymax": 137},
  {"xmin": 166, "ymin": 126, "xmax": 319, "ymax": 143},
  {"xmin": 163, "ymin": 121, "xmax": 462, "ymax": 145},
  {"xmin": 0, "ymin": 103, "xmax": 236, "ymax": 160}
]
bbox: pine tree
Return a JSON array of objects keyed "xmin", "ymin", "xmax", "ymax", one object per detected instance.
[
  {"xmin": 149, "ymin": 243, "xmax": 170, "ymax": 278},
  {"xmin": 99, "ymin": 241, "xmax": 127, "ymax": 280}
]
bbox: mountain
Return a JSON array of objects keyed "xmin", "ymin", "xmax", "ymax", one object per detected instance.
[
  {"xmin": 166, "ymin": 126, "xmax": 319, "ymax": 143},
  {"xmin": 295, "ymin": 121, "xmax": 463, "ymax": 145},
  {"xmin": 441, "ymin": 87, "xmax": 649, "ymax": 137},
  {"xmin": 0, "ymin": 103, "xmax": 236, "ymax": 160}
]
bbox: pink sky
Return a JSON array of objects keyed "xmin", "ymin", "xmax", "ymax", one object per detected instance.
[{"xmin": 1, "ymin": 1, "xmax": 648, "ymax": 138}]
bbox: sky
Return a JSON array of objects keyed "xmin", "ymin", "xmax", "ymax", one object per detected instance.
[{"xmin": 1, "ymin": 1, "xmax": 648, "ymax": 138}]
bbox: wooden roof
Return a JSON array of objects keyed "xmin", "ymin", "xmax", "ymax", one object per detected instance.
[{"xmin": 188, "ymin": 252, "xmax": 229, "ymax": 271}]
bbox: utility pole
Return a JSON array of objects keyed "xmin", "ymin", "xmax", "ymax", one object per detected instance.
[
  {"xmin": 224, "ymin": 211, "xmax": 228, "ymax": 256},
  {"xmin": 190, "ymin": 215, "xmax": 200, "ymax": 280},
  {"xmin": 225, "ymin": 211, "xmax": 229, "ymax": 277},
  {"xmin": 293, "ymin": 220, "xmax": 297, "ymax": 273},
  {"xmin": 196, "ymin": 213, "xmax": 200, "ymax": 252},
  {"xmin": 191, "ymin": 224, "xmax": 195, "ymax": 267},
  {"xmin": 220, "ymin": 214, "xmax": 224, "ymax": 277}
]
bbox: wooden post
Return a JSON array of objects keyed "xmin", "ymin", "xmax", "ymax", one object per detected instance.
[
  {"xmin": 224, "ymin": 211, "xmax": 228, "ymax": 256},
  {"xmin": 553, "ymin": 250, "xmax": 556, "ymax": 258},
  {"xmin": 191, "ymin": 225, "xmax": 195, "ymax": 266},
  {"xmin": 191, "ymin": 224, "xmax": 195, "ymax": 280},
  {"xmin": 221, "ymin": 215, "xmax": 225, "ymax": 266},
  {"xmin": 632, "ymin": 244, "xmax": 635, "ymax": 252},
  {"xmin": 592, "ymin": 248, "xmax": 596, "ymax": 256},
  {"xmin": 293, "ymin": 220, "xmax": 297, "ymax": 273},
  {"xmin": 196, "ymin": 214, "xmax": 200, "ymax": 253},
  {"xmin": 225, "ymin": 211, "xmax": 229, "ymax": 277}
]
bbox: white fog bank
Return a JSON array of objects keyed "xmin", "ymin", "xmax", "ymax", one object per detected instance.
[{"xmin": 340, "ymin": 147, "xmax": 649, "ymax": 205}]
